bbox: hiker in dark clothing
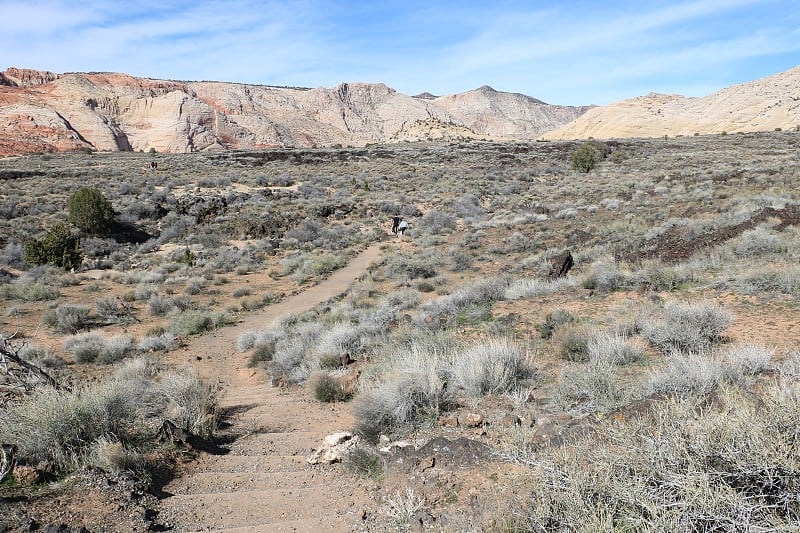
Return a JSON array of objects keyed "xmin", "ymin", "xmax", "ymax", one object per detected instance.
[{"xmin": 391, "ymin": 215, "xmax": 400, "ymax": 235}]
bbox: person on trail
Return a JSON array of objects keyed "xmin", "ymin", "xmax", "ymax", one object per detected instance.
[
  {"xmin": 398, "ymin": 218, "xmax": 409, "ymax": 237},
  {"xmin": 391, "ymin": 215, "xmax": 400, "ymax": 235}
]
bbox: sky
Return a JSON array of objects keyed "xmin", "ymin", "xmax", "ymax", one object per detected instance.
[{"xmin": 2, "ymin": 0, "xmax": 799, "ymax": 106}]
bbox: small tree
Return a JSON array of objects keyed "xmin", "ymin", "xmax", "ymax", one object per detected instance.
[
  {"xmin": 571, "ymin": 143, "xmax": 601, "ymax": 173},
  {"xmin": 24, "ymin": 224, "xmax": 82, "ymax": 270},
  {"xmin": 67, "ymin": 187, "xmax": 115, "ymax": 236}
]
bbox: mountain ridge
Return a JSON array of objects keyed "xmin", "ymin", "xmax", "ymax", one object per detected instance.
[{"xmin": 0, "ymin": 68, "xmax": 591, "ymax": 155}]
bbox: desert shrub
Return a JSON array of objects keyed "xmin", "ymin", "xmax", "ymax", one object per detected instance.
[
  {"xmin": 346, "ymin": 445, "xmax": 384, "ymax": 479},
  {"xmin": 96, "ymin": 335, "xmax": 136, "ymax": 364},
  {"xmin": 24, "ymin": 224, "xmax": 83, "ymax": 270},
  {"xmin": 0, "ymin": 359, "xmax": 217, "ymax": 472},
  {"xmin": 67, "ymin": 187, "xmax": 115, "ymax": 236},
  {"xmin": 588, "ymin": 332, "xmax": 645, "ymax": 365},
  {"xmin": 311, "ymin": 371, "xmax": 351, "ymax": 403},
  {"xmin": 382, "ymin": 488, "xmax": 425, "ymax": 526},
  {"xmin": 169, "ymin": 310, "xmax": 226, "ymax": 336},
  {"xmin": 133, "ymin": 282, "xmax": 160, "ymax": 301},
  {"xmin": 536, "ymin": 308, "xmax": 578, "ymax": 339},
  {"xmin": 722, "ymin": 344, "xmax": 772, "ymax": 379},
  {"xmin": 552, "ymin": 359, "xmax": 627, "ymax": 412},
  {"xmin": 647, "ymin": 352, "xmax": 726, "ymax": 396},
  {"xmin": 158, "ymin": 369, "xmax": 219, "ymax": 439},
  {"xmin": 248, "ymin": 342, "xmax": 276, "ymax": 367},
  {"xmin": 87, "ymin": 436, "xmax": 146, "ymax": 475},
  {"xmin": 735, "ymin": 227, "xmax": 783, "ymax": 257},
  {"xmin": 43, "ymin": 304, "xmax": 91, "ymax": 333},
  {"xmin": 554, "ymin": 207, "xmax": 578, "ymax": 219},
  {"xmin": 582, "ymin": 258, "xmax": 629, "ymax": 292},
  {"xmin": 147, "ymin": 294, "xmax": 175, "ymax": 316},
  {"xmin": 641, "ymin": 301, "xmax": 732, "ymax": 354},
  {"xmin": 0, "ymin": 242, "xmax": 24, "ymax": 267},
  {"xmin": 269, "ymin": 321, "xmax": 325, "ymax": 383},
  {"xmin": 0, "ymin": 384, "xmax": 138, "ymax": 470},
  {"xmin": 353, "ymin": 335, "xmax": 454, "ymax": 443},
  {"xmin": 0, "ymin": 279, "xmax": 61, "ymax": 302},
  {"xmin": 505, "ymin": 232, "xmax": 529, "ymax": 253},
  {"xmin": 734, "ymin": 264, "xmax": 800, "ymax": 295},
  {"xmin": 183, "ymin": 278, "xmax": 205, "ymax": 295},
  {"xmin": 18, "ymin": 344, "xmax": 64, "ymax": 370},
  {"xmin": 138, "ymin": 331, "xmax": 176, "ymax": 352},
  {"xmin": 417, "ymin": 210, "xmax": 456, "ymax": 235},
  {"xmin": 63, "ymin": 332, "xmax": 107, "ymax": 363},
  {"xmin": 504, "ymin": 275, "xmax": 581, "ymax": 300},
  {"xmin": 449, "ymin": 339, "xmax": 530, "ymax": 395},
  {"xmin": 508, "ymin": 382, "xmax": 800, "ymax": 531},
  {"xmin": 634, "ymin": 260, "xmax": 692, "ymax": 292},
  {"xmin": 383, "ymin": 250, "xmax": 443, "ymax": 280},
  {"xmin": 571, "ymin": 143, "xmax": 601, "ymax": 173},
  {"xmin": 449, "ymin": 248, "xmax": 474, "ymax": 272},
  {"xmin": 418, "ymin": 277, "xmax": 508, "ymax": 329},
  {"xmin": 552, "ymin": 323, "xmax": 593, "ymax": 362},
  {"xmin": 95, "ymin": 296, "xmax": 133, "ymax": 324},
  {"xmin": 779, "ymin": 351, "xmax": 800, "ymax": 378},
  {"xmin": 450, "ymin": 194, "xmax": 484, "ymax": 220}
]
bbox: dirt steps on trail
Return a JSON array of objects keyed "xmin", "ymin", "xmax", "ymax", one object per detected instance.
[{"xmin": 156, "ymin": 244, "xmax": 384, "ymax": 532}]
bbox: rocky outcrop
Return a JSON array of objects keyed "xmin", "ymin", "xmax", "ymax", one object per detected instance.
[
  {"xmin": 544, "ymin": 65, "xmax": 800, "ymax": 140},
  {"xmin": 0, "ymin": 68, "xmax": 590, "ymax": 155},
  {"xmin": 1, "ymin": 67, "xmax": 59, "ymax": 87}
]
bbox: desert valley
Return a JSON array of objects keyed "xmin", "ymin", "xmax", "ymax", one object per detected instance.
[{"xmin": 1, "ymin": 65, "xmax": 800, "ymax": 531}]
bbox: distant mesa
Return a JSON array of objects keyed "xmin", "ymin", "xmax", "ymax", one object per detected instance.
[{"xmin": 413, "ymin": 92, "xmax": 438, "ymax": 100}]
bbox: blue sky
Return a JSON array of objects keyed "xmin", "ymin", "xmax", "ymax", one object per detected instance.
[{"xmin": 2, "ymin": 0, "xmax": 799, "ymax": 105}]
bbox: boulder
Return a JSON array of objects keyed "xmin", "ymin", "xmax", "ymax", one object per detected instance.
[
  {"xmin": 461, "ymin": 413, "xmax": 485, "ymax": 428},
  {"xmin": 548, "ymin": 250, "xmax": 574, "ymax": 279},
  {"xmin": 306, "ymin": 432, "xmax": 359, "ymax": 464}
]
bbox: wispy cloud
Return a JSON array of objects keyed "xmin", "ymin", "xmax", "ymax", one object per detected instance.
[{"xmin": 2, "ymin": 0, "xmax": 798, "ymax": 104}]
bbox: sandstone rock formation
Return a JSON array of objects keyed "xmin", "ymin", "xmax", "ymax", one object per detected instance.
[
  {"xmin": 544, "ymin": 65, "xmax": 800, "ymax": 140},
  {"xmin": 0, "ymin": 68, "xmax": 591, "ymax": 155}
]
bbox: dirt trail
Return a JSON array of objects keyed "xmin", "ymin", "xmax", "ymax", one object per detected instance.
[{"xmin": 157, "ymin": 243, "xmax": 385, "ymax": 532}]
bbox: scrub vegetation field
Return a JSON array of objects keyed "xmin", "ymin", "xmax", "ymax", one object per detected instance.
[{"xmin": 2, "ymin": 131, "xmax": 800, "ymax": 531}]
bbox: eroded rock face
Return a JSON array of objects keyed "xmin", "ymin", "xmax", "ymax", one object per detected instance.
[
  {"xmin": 544, "ymin": 65, "xmax": 800, "ymax": 140},
  {"xmin": 0, "ymin": 68, "xmax": 591, "ymax": 155}
]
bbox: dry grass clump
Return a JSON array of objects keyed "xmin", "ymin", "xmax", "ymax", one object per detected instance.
[
  {"xmin": 42, "ymin": 304, "xmax": 91, "ymax": 333},
  {"xmin": 62, "ymin": 332, "xmax": 136, "ymax": 364},
  {"xmin": 647, "ymin": 344, "xmax": 773, "ymax": 397},
  {"xmin": 504, "ymin": 275, "xmax": 581, "ymax": 300},
  {"xmin": 417, "ymin": 277, "xmax": 508, "ymax": 329},
  {"xmin": 551, "ymin": 358, "xmax": 628, "ymax": 413},
  {"xmin": 449, "ymin": 338, "xmax": 531, "ymax": 396},
  {"xmin": 352, "ymin": 334, "xmax": 455, "ymax": 442},
  {"xmin": 640, "ymin": 301, "xmax": 732, "ymax": 354},
  {"xmin": 498, "ymin": 381, "xmax": 800, "ymax": 531},
  {"xmin": 587, "ymin": 331, "xmax": 645, "ymax": 366},
  {"xmin": 353, "ymin": 332, "xmax": 534, "ymax": 442},
  {"xmin": 552, "ymin": 323, "xmax": 594, "ymax": 362},
  {"xmin": 310, "ymin": 371, "xmax": 352, "ymax": 403},
  {"xmin": 0, "ymin": 358, "xmax": 218, "ymax": 472},
  {"xmin": 169, "ymin": 309, "xmax": 228, "ymax": 336},
  {"xmin": 535, "ymin": 308, "xmax": 578, "ymax": 339}
]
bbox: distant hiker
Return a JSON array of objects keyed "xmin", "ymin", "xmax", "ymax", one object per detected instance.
[
  {"xmin": 391, "ymin": 215, "xmax": 400, "ymax": 235},
  {"xmin": 149, "ymin": 161, "xmax": 158, "ymax": 171},
  {"xmin": 398, "ymin": 219, "xmax": 409, "ymax": 237}
]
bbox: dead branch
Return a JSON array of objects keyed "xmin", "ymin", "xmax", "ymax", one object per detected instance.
[{"xmin": 0, "ymin": 333, "xmax": 62, "ymax": 392}]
